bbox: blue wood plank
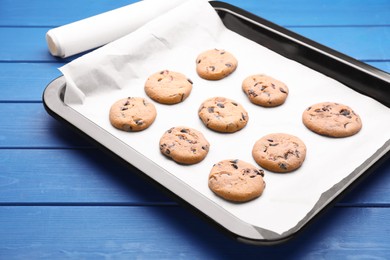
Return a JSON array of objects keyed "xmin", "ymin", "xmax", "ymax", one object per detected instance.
[
  {"xmin": 0, "ymin": 149, "xmax": 171, "ymax": 204},
  {"xmin": 368, "ymin": 61, "xmax": 390, "ymax": 73},
  {"xmin": 0, "ymin": 28, "xmax": 60, "ymax": 62},
  {"xmin": 0, "ymin": 103, "xmax": 91, "ymax": 148},
  {"xmin": 232, "ymin": 0, "xmax": 390, "ymax": 27},
  {"xmin": 291, "ymin": 26, "xmax": 390, "ymax": 62},
  {"xmin": 0, "ymin": 0, "xmax": 137, "ymax": 27},
  {"xmin": 1, "ymin": 0, "xmax": 389, "ymax": 27},
  {"xmin": 0, "ymin": 63, "xmax": 63, "ymax": 102},
  {"xmin": 0, "ymin": 206, "xmax": 389, "ymax": 258}
]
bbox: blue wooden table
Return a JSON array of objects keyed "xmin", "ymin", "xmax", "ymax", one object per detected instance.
[{"xmin": 1, "ymin": 0, "xmax": 390, "ymax": 258}]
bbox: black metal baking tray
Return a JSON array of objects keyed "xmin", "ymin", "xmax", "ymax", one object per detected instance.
[{"xmin": 43, "ymin": 1, "xmax": 390, "ymax": 245}]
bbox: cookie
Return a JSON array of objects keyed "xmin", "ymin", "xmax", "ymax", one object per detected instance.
[
  {"xmin": 198, "ymin": 97, "xmax": 249, "ymax": 133},
  {"xmin": 159, "ymin": 126, "xmax": 210, "ymax": 164},
  {"xmin": 208, "ymin": 159, "xmax": 266, "ymax": 202},
  {"xmin": 302, "ymin": 102, "xmax": 362, "ymax": 137},
  {"xmin": 144, "ymin": 70, "xmax": 193, "ymax": 104},
  {"xmin": 252, "ymin": 133, "xmax": 307, "ymax": 173},
  {"xmin": 195, "ymin": 49, "xmax": 238, "ymax": 80},
  {"xmin": 109, "ymin": 97, "xmax": 157, "ymax": 132},
  {"xmin": 242, "ymin": 74, "xmax": 289, "ymax": 107}
]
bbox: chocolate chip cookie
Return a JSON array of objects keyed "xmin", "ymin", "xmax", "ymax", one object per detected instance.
[
  {"xmin": 195, "ymin": 49, "xmax": 238, "ymax": 80},
  {"xmin": 198, "ymin": 97, "xmax": 249, "ymax": 133},
  {"xmin": 302, "ymin": 102, "xmax": 362, "ymax": 137},
  {"xmin": 144, "ymin": 70, "xmax": 193, "ymax": 104},
  {"xmin": 242, "ymin": 74, "xmax": 289, "ymax": 107},
  {"xmin": 159, "ymin": 126, "xmax": 210, "ymax": 164},
  {"xmin": 252, "ymin": 133, "xmax": 307, "ymax": 173},
  {"xmin": 109, "ymin": 97, "xmax": 157, "ymax": 132},
  {"xmin": 208, "ymin": 159, "xmax": 266, "ymax": 202}
]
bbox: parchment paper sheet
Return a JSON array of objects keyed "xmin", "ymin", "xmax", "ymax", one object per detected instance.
[{"xmin": 59, "ymin": 0, "xmax": 390, "ymax": 234}]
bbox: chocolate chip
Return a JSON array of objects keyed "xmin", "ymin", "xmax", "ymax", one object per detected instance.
[
  {"xmin": 231, "ymin": 163, "xmax": 238, "ymax": 169},
  {"xmin": 165, "ymin": 149, "xmax": 171, "ymax": 155},
  {"xmin": 255, "ymin": 169, "xmax": 265, "ymax": 177},
  {"xmin": 230, "ymin": 159, "xmax": 239, "ymax": 164},
  {"xmin": 248, "ymin": 90, "xmax": 258, "ymax": 97},
  {"xmin": 279, "ymin": 87, "xmax": 287, "ymax": 93},
  {"xmin": 267, "ymin": 139, "xmax": 274, "ymax": 142},
  {"xmin": 123, "ymin": 124, "xmax": 132, "ymax": 131},
  {"xmin": 197, "ymin": 59, "xmax": 201, "ymax": 64},
  {"xmin": 340, "ymin": 109, "xmax": 351, "ymax": 117},
  {"xmin": 187, "ymin": 78, "xmax": 193, "ymax": 84},
  {"xmin": 216, "ymin": 103, "xmax": 224, "ymax": 108},
  {"xmin": 135, "ymin": 119, "xmax": 143, "ymax": 125},
  {"xmin": 241, "ymin": 113, "xmax": 247, "ymax": 121},
  {"xmin": 231, "ymin": 102, "xmax": 238, "ymax": 106},
  {"xmin": 279, "ymin": 163, "xmax": 287, "ymax": 170},
  {"xmin": 121, "ymin": 107, "xmax": 128, "ymax": 111},
  {"xmin": 225, "ymin": 63, "xmax": 232, "ymax": 67},
  {"xmin": 180, "ymin": 129, "xmax": 188, "ymax": 133},
  {"xmin": 209, "ymin": 66, "xmax": 215, "ymax": 72},
  {"xmin": 208, "ymin": 107, "xmax": 214, "ymax": 113}
]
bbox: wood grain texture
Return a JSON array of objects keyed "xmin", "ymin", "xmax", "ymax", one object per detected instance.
[{"xmin": 0, "ymin": 206, "xmax": 389, "ymax": 259}]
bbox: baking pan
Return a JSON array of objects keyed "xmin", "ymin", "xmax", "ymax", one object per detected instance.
[{"xmin": 43, "ymin": 1, "xmax": 390, "ymax": 245}]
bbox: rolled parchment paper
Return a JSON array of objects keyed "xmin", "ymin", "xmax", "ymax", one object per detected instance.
[{"xmin": 46, "ymin": 0, "xmax": 187, "ymax": 58}]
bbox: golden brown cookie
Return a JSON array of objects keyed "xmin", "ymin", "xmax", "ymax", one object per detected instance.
[
  {"xmin": 109, "ymin": 97, "xmax": 157, "ymax": 132},
  {"xmin": 159, "ymin": 126, "xmax": 210, "ymax": 165},
  {"xmin": 144, "ymin": 70, "xmax": 193, "ymax": 104},
  {"xmin": 208, "ymin": 159, "xmax": 266, "ymax": 202},
  {"xmin": 252, "ymin": 133, "xmax": 307, "ymax": 173},
  {"xmin": 195, "ymin": 49, "xmax": 238, "ymax": 80},
  {"xmin": 198, "ymin": 97, "xmax": 249, "ymax": 133},
  {"xmin": 302, "ymin": 102, "xmax": 362, "ymax": 137},
  {"xmin": 242, "ymin": 74, "xmax": 289, "ymax": 107}
]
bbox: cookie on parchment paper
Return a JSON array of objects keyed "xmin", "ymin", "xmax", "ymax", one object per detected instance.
[
  {"xmin": 144, "ymin": 70, "xmax": 193, "ymax": 104},
  {"xmin": 198, "ymin": 97, "xmax": 249, "ymax": 133},
  {"xmin": 302, "ymin": 102, "xmax": 362, "ymax": 137},
  {"xmin": 208, "ymin": 159, "xmax": 266, "ymax": 202},
  {"xmin": 109, "ymin": 97, "xmax": 157, "ymax": 132},
  {"xmin": 159, "ymin": 126, "xmax": 210, "ymax": 165},
  {"xmin": 252, "ymin": 133, "xmax": 307, "ymax": 173},
  {"xmin": 242, "ymin": 74, "xmax": 289, "ymax": 107},
  {"xmin": 195, "ymin": 49, "xmax": 238, "ymax": 80}
]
